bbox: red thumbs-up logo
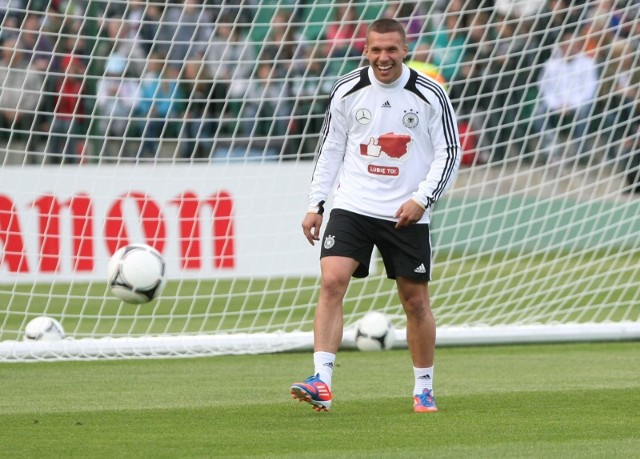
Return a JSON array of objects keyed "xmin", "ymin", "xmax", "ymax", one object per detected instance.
[{"xmin": 359, "ymin": 132, "xmax": 411, "ymax": 159}]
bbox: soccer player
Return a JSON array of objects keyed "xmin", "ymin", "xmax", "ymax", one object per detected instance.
[{"xmin": 290, "ymin": 18, "xmax": 461, "ymax": 413}]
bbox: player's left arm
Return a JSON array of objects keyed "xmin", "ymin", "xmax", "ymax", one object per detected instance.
[{"xmin": 411, "ymin": 93, "xmax": 461, "ymax": 211}]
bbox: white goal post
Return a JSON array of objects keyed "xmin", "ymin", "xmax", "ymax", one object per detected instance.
[{"xmin": 1, "ymin": 1, "xmax": 639, "ymax": 361}]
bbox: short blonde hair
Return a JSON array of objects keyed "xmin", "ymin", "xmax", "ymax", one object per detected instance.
[{"xmin": 367, "ymin": 18, "xmax": 407, "ymax": 44}]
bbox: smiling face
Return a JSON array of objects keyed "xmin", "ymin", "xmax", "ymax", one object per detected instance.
[{"xmin": 364, "ymin": 29, "xmax": 408, "ymax": 84}]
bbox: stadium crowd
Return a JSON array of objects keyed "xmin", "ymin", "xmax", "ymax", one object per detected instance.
[{"xmin": 0, "ymin": 0, "xmax": 638, "ymax": 189}]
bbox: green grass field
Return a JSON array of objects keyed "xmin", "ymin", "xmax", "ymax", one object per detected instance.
[{"xmin": 2, "ymin": 341, "xmax": 639, "ymax": 458}]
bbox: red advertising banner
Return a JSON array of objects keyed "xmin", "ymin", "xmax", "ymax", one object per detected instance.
[{"xmin": 0, "ymin": 164, "xmax": 318, "ymax": 281}]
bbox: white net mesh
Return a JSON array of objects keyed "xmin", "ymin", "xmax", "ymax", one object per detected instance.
[{"xmin": 1, "ymin": 0, "xmax": 639, "ymax": 360}]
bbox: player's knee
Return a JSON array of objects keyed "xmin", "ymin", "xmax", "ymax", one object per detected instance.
[
  {"xmin": 402, "ymin": 297, "xmax": 431, "ymax": 320},
  {"xmin": 320, "ymin": 272, "xmax": 350, "ymax": 299}
]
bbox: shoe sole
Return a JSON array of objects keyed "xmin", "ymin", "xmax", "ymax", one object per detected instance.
[
  {"xmin": 414, "ymin": 406, "xmax": 439, "ymax": 413},
  {"xmin": 290, "ymin": 386, "xmax": 330, "ymax": 412}
]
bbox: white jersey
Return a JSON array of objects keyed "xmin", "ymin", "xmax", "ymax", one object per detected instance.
[{"xmin": 308, "ymin": 64, "xmax": 460, "ymax": 223}]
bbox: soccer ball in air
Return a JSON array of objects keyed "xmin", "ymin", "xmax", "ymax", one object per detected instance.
[
  {"xmin": 107, "ymin": 244, "xmax": 166, "ymax": 304},
  {"xmin": 24, "ymin": 316, "xmax": 65, "ymax": 341},
  {"xmin": 355, "ymin": 311, "xmax": 395, "ymax": 351}
]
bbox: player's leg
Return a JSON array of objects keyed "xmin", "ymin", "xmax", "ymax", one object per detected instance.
[
  {"xmin": 377, "ymin": 219, "xmax": 437, "ymax": 412},
  {"xmin": 290, "ymin": 256, "xmax": 357, "ymax": 412},
  {"xmin": 397, "ymin": 278, "xmax": 435, "ymax": 367},
  {"xmin": 314, "ymin": 256, "xmax": 359, "ymax": 353},
  {"xmin": 291, "ymin": 209, "xmax": 373, "ymax": 412},
  {"xmin": 396, "ymin": 277, "xmax": 438, "ymax": 413}
]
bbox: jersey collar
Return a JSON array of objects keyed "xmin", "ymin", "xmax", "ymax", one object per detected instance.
[{"xmin": 368, "ymin": 64, "xmax": 411, "ymax": 90}]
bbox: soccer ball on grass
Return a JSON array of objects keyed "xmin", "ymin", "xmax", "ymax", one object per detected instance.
[
  {"xmin": 107, "ymin": 244, "xmax": 166, "ymax": 304},
  {"xmin": 355, "ymin": 311, "xmax": 395, "ymax": 351},
  {"xmin": 24, "ymin": 316, "xmax": 65, "ymax": 341}
]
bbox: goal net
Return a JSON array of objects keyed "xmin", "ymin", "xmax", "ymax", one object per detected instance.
[{"xmin": 1, "ymin": 0, "xmax": 639, "ymax": 360}]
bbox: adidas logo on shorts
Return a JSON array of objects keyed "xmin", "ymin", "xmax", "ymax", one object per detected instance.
[{"xmin": 414, "ymin": 263, "xmax": 426, "ymax": 274}]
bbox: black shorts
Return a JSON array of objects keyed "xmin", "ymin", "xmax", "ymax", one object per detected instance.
[{"xmin": 320, "ymin": 208, "xmax": 432, "ymax": 280}]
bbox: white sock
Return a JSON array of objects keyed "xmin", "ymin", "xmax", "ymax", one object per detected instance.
[
  {"xmin": 413, "ymin": 366, "xmax": 434, "ymax": 396},
  {"xmin": 314, "ymin": 351, "xmax": 335, "ymax": 389}
]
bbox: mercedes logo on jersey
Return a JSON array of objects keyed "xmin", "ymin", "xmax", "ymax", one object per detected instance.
[{"xmin": 355, "ymin": 109, "xmax": 371, "ymax": 125}]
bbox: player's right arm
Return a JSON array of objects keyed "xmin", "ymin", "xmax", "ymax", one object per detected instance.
[
  {"xmin": 307, "ymin": 102, "xmax": 348, "ymax": 210},
  {"xmin": 302, "ymin": 211, "xmax": 323, "ymax": 245},
  {"xmin": 303, "ymin": 78, "xmax": 350, "ymax": 244}
]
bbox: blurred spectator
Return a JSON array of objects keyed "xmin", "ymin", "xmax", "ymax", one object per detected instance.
[
  {"xmin": 531, "ymin": 28, "xmax": 599, "ymax": 162},
  {"xmin": 619, "ymin": 3, "xmax": 640, "ymax": 40},
  {"xmin": 0, "ymin": 36, "xmax": 45, "ymax": 141},
  {"xmin": 95, "ymin": 54, "xmax": 139, "ymax": 158},
  {"xmin": 123, "ymin": 0, "xmax": 162, "ymax": 55},
  {"xmin": 526, "ymin": 0, "xmax": 590, "ymax": 76},
  {"xmin": 203, "ymin": 18, "xmax": 255, "ymax": 139},
  {"xmin": 46, "ymin": 48, "xmax": 88, "ymax": 164},
  {"xmin": 205, "ymin": 18, "xmax": 255, "ymax": 100},
  {"xmin": 406, "ymin": 42, "xmax": 447, "ymax": 88},
  {"xmin": 623, "ymin": 135, "xmax": 640, "ymax": 195},
  {"xmin": 582, "ymin": 14, "xmax": 617, "ymax": 60},
  {"xmin": 4, "ymin": 7, "xmax": 87, "ymax": 162},
  {"xmin": 480, "ymin": 13, "xmax": 537, "ymax": 161},
  {"xmin": 17, "ymin": 12, "xmax": 54, "ymax": 72},
  {"xmin": 240, "ymin": 7, "xmax": 304, "ymax": 159},
  {"xmin": 100, "ymin": 17, "xmax": 147, "ymax": 79},
  {"xmin": 580, "ymin": 11, "xmax": 619, "ymax": 157},
  {"xmin": 324, "ymin": 4, "xmax": 367, "ymax": 73},
  {"xmin": 421, "ymin": 0, "xmax": 468, "ymax": 82},
  {"xmin": 241, "ymin": 61, "xmax": 292, "ymax": 159},
  {"xmin": 448, "ymin": 47, "xmax": 482, "ymax": 115},
  {"xmin": 495, "ymin": 0, "xmax": 546, "ymax": 18},
  {"xmin": 39, "ymin": 0, "xmax": 67, "ymax": 37},
  {"xmin": 155, "ymin": 0, "xmax": 215, "ymax": 65},
  {"xmin": 598, "ymin": 37, "xmax": 640, "ymax": 192},
  {"xmin": 612, "ymin": 24, "xmax": 640, "ymax": 193},
  {"xmin": 465, "ymin": 8, "xmax": 495, "ymax": 61},
  {"xmin": 178, "ymin": 56, "xmax": 227, "ymax": 159},
  {"xmin": 326, "ymin": 4, "xmax": 367, "ymax": 51},
  {"xmin": 0, "ymin": 0, "xmax": 23, "ymax": 34},
  {"xmin": 20, "ymin": 8, "xmax": 65, "ymax": 155},
  {"xmin": 383, "ymin": 1, "xmax": 425, "ymax": 47},
  {"xmin": 258, "ymin": 8, "xmax": 306, "ymax": 78},
  {"xmin": 588, "ymin": 0, "xmax": 627, "ymax": 36},
  {"xmin": 445, "ymin": 7, "xmax": 492, "ymax": 163},
  {"xmin": 121, "ymin": 0, "xmax": 162, "ymax": 55},
  {"xmin": 289, "ymin": 45, "xmax": 331, "ymax": 159},
  {"xmin": 133, "ymin": 56, "xmax": 183, "ymax": 159},
  {"xmin": 122, "ymin": 0, "xmax": 145, "ymax": 33}
]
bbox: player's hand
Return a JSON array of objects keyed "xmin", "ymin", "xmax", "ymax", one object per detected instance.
[
  {"xmin": 301, "ymin": 212, "xmax": 323, "ymax": 245},
  {"xmin": 394, "ymin": 199, "xmax": 425, "ymax": 229}
]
